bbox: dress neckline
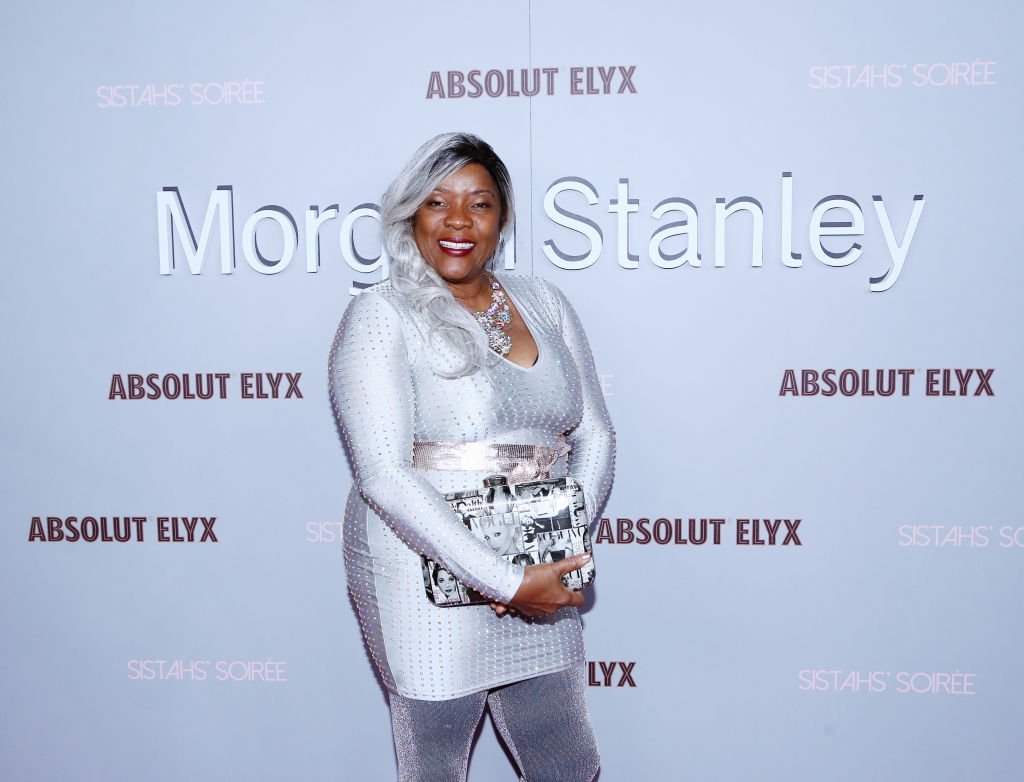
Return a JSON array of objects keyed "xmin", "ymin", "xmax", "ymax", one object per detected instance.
[{"xmin": 493, "ymin": 277, "xmax": 542, "ymax": 372}]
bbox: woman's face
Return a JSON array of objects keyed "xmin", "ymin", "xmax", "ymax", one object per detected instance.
[
  {"xmin": 483, "ymin": 522, "xmax": 517, "ymax": 556},
  {"xmin": 413, "ymin": 163, "xmax": 503, "ymax": 287},
  {"xmin": 436, "ymin": 568, "xmax": 457, "ymax": 596}
]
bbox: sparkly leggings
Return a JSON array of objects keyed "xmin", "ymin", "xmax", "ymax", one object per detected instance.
[{"xmin": 388, "ymin": 665, "xmax": 600, "ymax": 782}]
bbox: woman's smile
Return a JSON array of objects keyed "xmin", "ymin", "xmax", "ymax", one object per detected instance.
[{"xmin": 438, "ymin": 239, "xmax": 476, "ymax": 254}]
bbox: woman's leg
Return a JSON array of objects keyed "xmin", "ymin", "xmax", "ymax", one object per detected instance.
[
  {"xmin": 388, "ymin": 689, "xmax": 488, "ymax": 782},
  {"xmin": 487, "ymin": 665, "xmax": 600, "ymax": 782}
]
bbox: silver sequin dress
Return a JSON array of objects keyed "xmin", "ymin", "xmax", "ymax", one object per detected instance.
[{"xmin": 328, "ymin": 273, "xmax": 615, "ymax": 700}]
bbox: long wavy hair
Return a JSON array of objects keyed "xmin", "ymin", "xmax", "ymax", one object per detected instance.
[{"xmin": 380, "ymin": 132, "xmax": 515, "ymax": 378}]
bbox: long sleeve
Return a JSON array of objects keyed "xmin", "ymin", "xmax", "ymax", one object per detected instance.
[
  {"xmin": 328, "ymin": 291, "xmax": 524, "ymax": 603},
  {"xmin": 551, "ymin": 284, "xmax": 617, "ymax": 522}
]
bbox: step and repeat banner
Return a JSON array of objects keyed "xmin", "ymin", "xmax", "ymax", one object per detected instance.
[{"xmin": 2, "ymin": 2, "xmax": 1021, "ymax": 780}]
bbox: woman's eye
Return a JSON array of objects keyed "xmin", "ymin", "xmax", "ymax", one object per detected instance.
[{"xmin": 426, "ymin": 199, "xmax": 445, "ymax": 208}]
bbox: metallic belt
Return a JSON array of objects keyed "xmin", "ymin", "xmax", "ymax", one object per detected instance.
[{"xmin": 412, "ymin": 437, "xmax": 570, "ymax": 484}]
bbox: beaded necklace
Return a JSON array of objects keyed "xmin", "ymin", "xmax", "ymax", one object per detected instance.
[{"xmin": 466, "ymin": 273, "xmax": 513, "ymax": 356}]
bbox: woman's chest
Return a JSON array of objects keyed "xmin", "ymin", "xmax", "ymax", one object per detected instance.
[{"xmin": 409, "ymin": 325, "xmax": 583, "ymax": 441}]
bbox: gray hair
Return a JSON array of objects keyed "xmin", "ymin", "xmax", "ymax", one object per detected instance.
[{"xmin": 380, "ymin": 132, "xmax": 515, "ymax": 378}]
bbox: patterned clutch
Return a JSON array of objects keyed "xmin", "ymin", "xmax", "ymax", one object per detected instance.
[{"xmin": 421, "ymin": 475, "xmax": 596, "ymax": 607}]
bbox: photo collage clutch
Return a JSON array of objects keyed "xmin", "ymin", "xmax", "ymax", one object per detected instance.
[{"xmin": 421, "ymin": 475, "xmax": 596, "ymax": 607}]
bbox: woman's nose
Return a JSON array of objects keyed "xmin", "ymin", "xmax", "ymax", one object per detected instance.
[{"xmin": 445, "ymin": 205, "xmax": 471, "ymax": 228}]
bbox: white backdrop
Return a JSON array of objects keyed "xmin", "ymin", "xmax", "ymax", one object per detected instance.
[{"xmin": 2, "ymin": 2, "xmax": 1022, "ymax": 780}]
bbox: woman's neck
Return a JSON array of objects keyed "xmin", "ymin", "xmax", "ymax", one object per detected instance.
[{"xmin": 448, "ymin": 272, "xmax": 494, "ymax": 311}]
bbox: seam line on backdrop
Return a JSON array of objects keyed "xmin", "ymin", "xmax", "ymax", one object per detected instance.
[{"xmin": 528, "ymin": 0, "xmax": 534, "ymax": 278}]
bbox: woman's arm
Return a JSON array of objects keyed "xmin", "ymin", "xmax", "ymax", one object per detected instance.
[
  {"xmin": 328, "ymin": 290, "xmax": 524, "ymax": 603},
  {"xmin": 551, "ymin": 283, "xmax": 617, "ymax": 522},
  {"xmin": 501, "ymin": 281, "xmax": 616, "ymax": 619}
]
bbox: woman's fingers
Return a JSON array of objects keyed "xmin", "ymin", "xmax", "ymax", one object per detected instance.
[
  {"xmin": 557, "ymin": 552, "xmax": 591, "ymax": 577},
  {"xmin": 557, "ymin": 553, "xmax": 589, "ymax": 609},
  {"xmin": 509, "ymin": 553, "xmax": 592, "ymax": 617},
  {"xmin": 570, "ymin": 582, "xmax": 586, "ymax": 603}
]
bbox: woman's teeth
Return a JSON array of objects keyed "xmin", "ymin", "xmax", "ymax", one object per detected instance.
[{"xmin": 439, "ymin": 240, "xmax": 474, "ymax": 250}]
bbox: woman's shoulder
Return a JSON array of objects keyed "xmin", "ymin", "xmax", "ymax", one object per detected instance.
[
  {"xmin": 337, "ymin": 281, "xmax": 422, "ymax": 359},
  {"xmin": 497, "ymin": 272, "xmax": 570, "ymax": 303},
  {"xmin": 346, "ymin": 279, "xmax": 404, "ymax": 310},
  {"xmin": 497, "ymin": 273, "xmax": 573, "ymax": 321},
  {"xmin": 341, "ymin": 280, "xmax": 419, "ymax": 325}
]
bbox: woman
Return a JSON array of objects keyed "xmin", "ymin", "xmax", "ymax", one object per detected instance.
[
  {"xmin": 329, "ymin": 132, "xmax": 615, "ymax": 782},
  {"xmin": 478, "ymin": 514, "xmax": 521, "ymax": 557},
  {"xmin": 431, "ymin": 563, "xmax": 461, "ymax": 604}
]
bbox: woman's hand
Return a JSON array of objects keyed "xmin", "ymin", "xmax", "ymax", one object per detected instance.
[{"xmin": 505, "ymin": 553, "xmax": 591, "ymax": 618}]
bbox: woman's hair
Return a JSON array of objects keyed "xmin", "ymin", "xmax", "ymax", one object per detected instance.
[
  {"xmin": 380, "ymin": 132, "xmax": 515, "ymax": 378},
  {"xmin": 431, "ymin": 563, "xmax": 453, "ymax": 587}
]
